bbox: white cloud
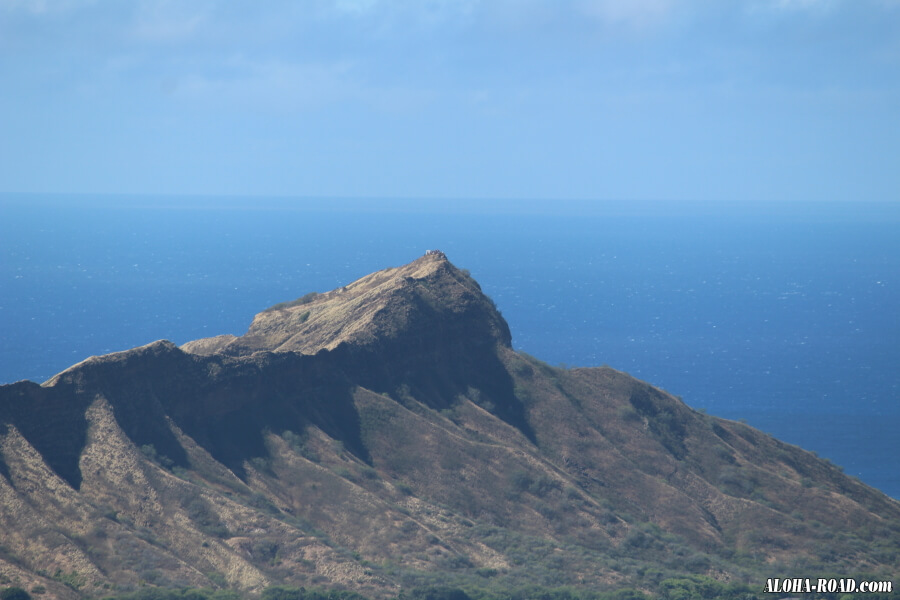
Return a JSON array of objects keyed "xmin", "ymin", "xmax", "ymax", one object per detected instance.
[
  {"xmin": 321, "ymin": 0, "xmax": 676, "ymax": 30},
  {"xmin": 170, "ymin": 57, "xmax": 361, "ymax": 112},
  {"xmin": 131, "ymin": 0, "xmax": 210, "ymax": 42},
  {"xmin": 322, "ymin": 0, "xmax": 481, "ymax": 26},
  {"xmin": 0, "ymin": 0, "xmax": 95, "ymax": 15},
  {"xmin": 754, "ymin": 0, "xmax": 840, "ymax": 11},
  {"xmin": 332, "ymin": 0, "xmax": 378, "ymax": 16},
  {"xmin": 578, "ymin": 0, "xmax": 676, "ymax": 28}
]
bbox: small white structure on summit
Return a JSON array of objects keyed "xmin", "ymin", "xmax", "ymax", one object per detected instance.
[{"xmin": 424, "ymin": 249, "xmax": 446, "ymax": 259}]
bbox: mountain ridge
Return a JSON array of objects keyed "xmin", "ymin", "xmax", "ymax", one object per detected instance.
[
  {"xmin": 0, "ymin": 253, "xmax": 898, "ymax": 599},
  {"xmin": 182, "ymin": 252, "xmax": 511, "ymax": 357}
]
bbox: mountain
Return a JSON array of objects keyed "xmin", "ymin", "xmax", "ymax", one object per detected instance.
[{"xmin": 1, "ymin": 252, "xmax": 898, "ymax": 600}]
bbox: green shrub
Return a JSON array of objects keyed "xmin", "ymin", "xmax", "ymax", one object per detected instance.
[
  {"xmin": 617, "ymin": 405, "xmax": 641, "ymax": 423},
  {"xmin": 407, "ymin": 587, "xmax": 472, "ymax": 600},
  {"xmin": 252, "ymin": 539, "xmax": 279, "ymax": 564},
  {"xmin": 0, "ymin": 588, "xmax": 31, "ymax": 600},
  {"xmin": 140, "ymin": 444, "xmax": 174, "ymax": 470},
  {"xmin": 183, "ymin": 496, "xmax": 230, "ymax": 538},
  {"xmin": 262, "ymin": 587, "xmax": 306, "ymax": 600},
  {"xmin": 265, "ymin": 292, "xmax": 320, "ymax": 312},
  {"xmin": 51, "ymin": 570, "xmax": 84, "ymax": 591}
]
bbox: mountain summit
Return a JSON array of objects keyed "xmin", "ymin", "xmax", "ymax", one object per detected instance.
[
  {"xmin": 1, "ymin": 254, "xmax": 898, "ymax": 599},
  {"xmin": 183, "ymin": 251, "xmax": 527, "ymax": 438},
  {"xmin": 184, "ymin": 250, "xmax": 511, "ymax": 357}
]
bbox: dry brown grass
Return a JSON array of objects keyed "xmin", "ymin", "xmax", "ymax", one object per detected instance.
[{"xmin": 1, "ymin": 253, "xmax": 898, "ymax": 597}]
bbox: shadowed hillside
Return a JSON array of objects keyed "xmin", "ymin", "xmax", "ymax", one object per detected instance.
[{"xmin": 1, "ymin": 253, "xmax": 898, "ymax": 600}]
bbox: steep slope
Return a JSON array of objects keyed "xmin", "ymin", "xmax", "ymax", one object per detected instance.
[
  {"xmin": 183, "ymin": 252, "xmax": 530, "ymax": 438},
  {"xmin": 1, "ymin": 253, "xmax": 898, "ymax": 600},
  {"xmin": 184, "ymin": 250, "xmax": 510, "ymax": 357}
]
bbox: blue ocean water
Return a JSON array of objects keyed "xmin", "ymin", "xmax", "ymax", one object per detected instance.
[{"xmin": 1, "ymin": 196, "xmax": 898, "ymax": 498}]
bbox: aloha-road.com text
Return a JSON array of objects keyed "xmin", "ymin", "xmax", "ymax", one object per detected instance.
[{"xmin": 765, "ymin": 578, "xmax": 892, "ymax": 594}]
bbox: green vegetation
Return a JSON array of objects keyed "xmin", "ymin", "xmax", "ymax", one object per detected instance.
[
  {"xmin": 261, "ymin": 587, "xmax": 367, "ymax": 600},
  {"xmin": 283, "ymin": 429, "xmax": 320, "ymax": 462},
  {"xmin": 0, "ymin": 588, "xmax": 31, "ymax": 600},
  {"xmin": 99, "ymin": 588, "xmax": 239, "ymax": 600},
  {"xmin": 265, "ymin": 292, "xmax": 320, "ymax": 312},
  {"xmin": 181, "ymin": 494, "xmax": 230, "ymax": 538},
  {"xmin": 52, "ymin": 570, "xmax": 86, "ymax": 591},
  {"xmin": 141, "ymin": 444, "xmax": 174, "ymax": 470},
  {"xmin": 88, "ymin": 578, "xmax": 900, "ymax": 600},
  {"xmin": 3, "ymin": 255, "xmax": 900, "ymax": 600}
]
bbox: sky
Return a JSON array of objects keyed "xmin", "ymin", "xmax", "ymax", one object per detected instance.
[{"xmin": 1, "ymin": 0, "xmax": 898, "ymax": 202}]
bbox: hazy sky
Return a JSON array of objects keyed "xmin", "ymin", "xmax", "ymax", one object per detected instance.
[{"xmin": 1, "ymin": 0, "xmax": 898, "ymax": 202}]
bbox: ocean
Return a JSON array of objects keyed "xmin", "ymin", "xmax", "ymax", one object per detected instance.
[{"xmin": 1, "ymin": 195, "xmax": 898, "ymax": 499}]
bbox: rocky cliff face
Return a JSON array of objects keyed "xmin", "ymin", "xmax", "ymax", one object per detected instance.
[{"xmin": 1, "ymin": 253, "xmax": 898, "ymax": 599}]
